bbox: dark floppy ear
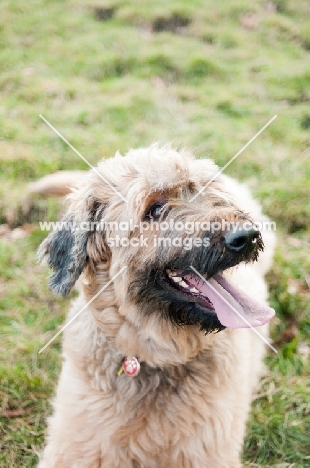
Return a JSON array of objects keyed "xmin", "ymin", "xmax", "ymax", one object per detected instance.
[{"xmin": 38, "ymin": 214, "xmax": 88, "ymax": 296}]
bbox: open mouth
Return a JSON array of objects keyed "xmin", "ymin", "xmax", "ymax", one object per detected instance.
[
  {"xmin": 163, "ymin": 267, "xmax": 275, "ymax": 329},
  {"xmin": 165, "ymin": 269, "xmax": 215, "ymax": 312}
]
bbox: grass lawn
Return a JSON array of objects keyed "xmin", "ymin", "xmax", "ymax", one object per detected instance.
[{"xmin": 0, "ymin": 0, "xmax": 309, "ymax": 466}]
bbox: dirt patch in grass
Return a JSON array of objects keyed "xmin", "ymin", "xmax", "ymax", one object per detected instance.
[
  {"xmin": 91, "ymin": 4, "xmax": 116, "ymax": 21},
  {"xmin": 152, "ymin": 13, "xmax": 191, "ymax": 33}
]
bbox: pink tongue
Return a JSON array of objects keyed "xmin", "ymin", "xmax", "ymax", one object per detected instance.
[{"xmin": 184, "ymin": 273, "xmax": 275, "ymax": 329}]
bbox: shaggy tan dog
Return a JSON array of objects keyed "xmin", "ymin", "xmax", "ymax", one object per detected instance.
[{"xmin": 36, "ymin": 144, "xmax": 275, "ymax": 468}]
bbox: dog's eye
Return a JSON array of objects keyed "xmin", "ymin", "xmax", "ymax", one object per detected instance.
[{"xmin": 144, "ymin": 202, "xmax": 168, "ymax": 220}]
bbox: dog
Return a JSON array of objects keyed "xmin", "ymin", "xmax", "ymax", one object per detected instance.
[{"xmin": 35, "ymin": 144, "xmax": 276, "ymax": 468}]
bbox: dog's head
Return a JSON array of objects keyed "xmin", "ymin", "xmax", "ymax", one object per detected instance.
[{"xmin": 39, "ymin": 144, "xmax": 274, "ymax": 358}]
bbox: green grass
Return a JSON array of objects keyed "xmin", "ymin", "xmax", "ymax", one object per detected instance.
[{"xmin": 0, "ymin": 0, "xmax": 309, "ymax": 466}]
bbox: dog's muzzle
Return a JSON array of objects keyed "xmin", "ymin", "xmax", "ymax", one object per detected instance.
[
  {"xmin": 158, "ymin": 227, "xmax": 275, "ymax": 329},
  {"xmin": 130, "ymin": 224, "xmax": 275, "ymax": 334}
]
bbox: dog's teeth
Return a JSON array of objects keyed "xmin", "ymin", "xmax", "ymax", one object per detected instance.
[
  {"xmin": 190, "ymin": 287, "xmax": 199, "ymax": 293},
  {"xmin": 167, "ymin": 270, "xmax": 178, "ymax": 277},
  {"xmin": 179, "ymin": 281, "xmax": 189, "ymax": 288},
  {"xmin": 172, "ymin": 276, "xmax": 182, "ymax": 283}
]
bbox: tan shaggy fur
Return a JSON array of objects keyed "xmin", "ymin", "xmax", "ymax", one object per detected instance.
[{"xmin": 36, "ymin": 144, "xmax": 276, "ymax": 468}]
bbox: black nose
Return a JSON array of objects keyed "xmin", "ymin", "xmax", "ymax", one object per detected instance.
[{"xmin": 224, "ymin": 228, "xmax": 259, "ymax": 253}]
